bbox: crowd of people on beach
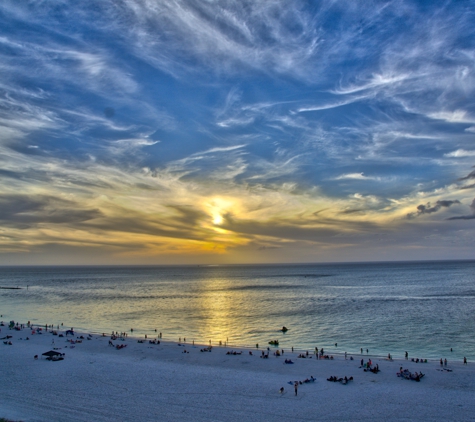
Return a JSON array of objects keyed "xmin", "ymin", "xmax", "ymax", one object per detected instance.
[
  {"xmin": 2, "ymin": 317, "xmax": 471, "ymax": 385},
  {"xmin": 397, "ymin": 367, "xmax": 425, "ymax": 381},
  {"xmin": 360, "ymin": 359, "xmax": 380, "ymax": 373},
  {"xmin": 108, "ymin": 340, "xmax": 127, "ymax": 350},
  {"xmin": 327, "ymin": 376, "xmax": 354, "ymax": 385}
]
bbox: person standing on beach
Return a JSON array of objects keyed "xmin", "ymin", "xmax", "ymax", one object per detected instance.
[
  {"xmin": 464, "ymin": 357, "xmax": 467, "ymax": 365},
  {"xmin": 294, "ymin": 382, "xmax": 298, "ymax": 396}
]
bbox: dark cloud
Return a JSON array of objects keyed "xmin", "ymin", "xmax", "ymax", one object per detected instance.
[
  {"xmin": 446, "ymin": 198, "xmax": 475, "ymax": 220},
  {"xmin": 84, "ymin": 215, "xmax": 205, "ymax": 241},
  {"xmin": 458, "ymin": 169, "xmax": 475, "ymax": 181},
  {"xmin": 134, "ymin": 183, "xmax": 162, "ymax": 191},
  {"xmin": 0, "ymin": 169, "xmax": 53, "ymax": 184},
  {"xmin": 0, "ymin": 169, "xmax": 22, "ymax": 179},
  {"xmin": 447, "ymin": 215, "xmax": 475, "ymax": 220},
  {"xmin": 0, "ymin": 169, "xmax": 113, "ymax": 190},
  {"xmin": 0, "ymin": 194, "xmax": 103, "ymax": 228},
  {"xmin": 339, "ymin": 209, "xmax": 366, "ymax": 215},
  {"xmin": 221, "ymin": 213, "xmax": 379, "ymax": 243},
  {"xmin": 69, "ymin": 180, "xmax": 114, "ymax": 189},
  {"xmin": 77, "ymin": 204, "xmax": 211, "ymax": 242},
  {"xmin": 312, "ymin": 208, "xmax": 329, "ymax": 216},
  {"xmin": 165, "ymin": 205, "xmax": 208, "ymax": 229},
  {"xmin": 407, "ymin": 200, "xmax": 461, "ymax": 219}
]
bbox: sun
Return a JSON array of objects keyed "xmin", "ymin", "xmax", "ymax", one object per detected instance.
[{"xmin": 213, "ymin": 214, "xmax": 223, "ymax": 225}]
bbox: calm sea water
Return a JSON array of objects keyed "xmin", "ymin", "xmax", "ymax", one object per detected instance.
[{"xmin": 0, "ymin": 261, "xmax": 474, "ymax": 360}]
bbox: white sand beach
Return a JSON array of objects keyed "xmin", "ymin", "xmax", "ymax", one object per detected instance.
[{"xmin": 1, "ymin": 324, "xmax": 474, "ymax": 422}]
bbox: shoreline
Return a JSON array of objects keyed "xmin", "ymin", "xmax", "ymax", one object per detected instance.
[
  {"xmin": 1, "ymin": 321, "xmax": 474, "ymax": 421},
  {"xmin": 4, "ymin": 320, "xmax": 468, "ymax": 365}
]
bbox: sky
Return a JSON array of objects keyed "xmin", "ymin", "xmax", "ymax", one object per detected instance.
[{"xmin": 0, "ymin": 0, "xmax": 474, "ymax": 265}]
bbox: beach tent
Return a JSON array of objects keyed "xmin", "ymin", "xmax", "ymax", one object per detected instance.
[
  {"xmin": 42, "ymin": 350, "xmax": 63, "ymax": 360},
  {"xmin": 42, "ymin": 350, "xmax": 62, "ymax": 357}
]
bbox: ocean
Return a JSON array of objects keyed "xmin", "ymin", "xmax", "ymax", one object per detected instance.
[{"xmin": 1, "ymin": 261, "xmax": 474, "ymax": 361}]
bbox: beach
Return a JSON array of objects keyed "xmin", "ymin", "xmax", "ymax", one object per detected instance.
[{"xmin": 1, "ymin": 324, "xmax": 474, "ymax": 421}]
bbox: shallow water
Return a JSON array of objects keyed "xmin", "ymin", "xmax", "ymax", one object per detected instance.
[{"xmin": 1, "ymin": 261, "xmax": 474, "ymax": 360}]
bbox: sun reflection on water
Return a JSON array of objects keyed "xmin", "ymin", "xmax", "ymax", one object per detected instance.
[{"xmin": 196, "ymin": 277, "xmax": 248, "ymax": 346}]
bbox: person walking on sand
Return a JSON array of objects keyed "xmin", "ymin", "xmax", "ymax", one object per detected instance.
[{"xmin": 294, "ymin": 382, "xmax": 298, "ymax": 396}]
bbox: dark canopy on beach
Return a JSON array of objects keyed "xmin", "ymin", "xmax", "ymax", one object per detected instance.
[{"xmin": 42, "ymin": 350, "xmax": 62, "ymax": 357}]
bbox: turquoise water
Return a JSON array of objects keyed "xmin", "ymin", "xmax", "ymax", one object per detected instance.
[{"xmin": 0, "ymin": 261, "xmax": 474, "ymax": 360}]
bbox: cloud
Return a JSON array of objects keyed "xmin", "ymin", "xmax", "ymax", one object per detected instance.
[
  {"xmin": 331, "ymin": 73, "xmax": 410, "ymax": 95},
  {"xmin": 458, "ymin": 169, "xmax": 475, "ymax": 181},
  {"xmin": 216, "ymin": 117, "xmax": 255, "ymax": 128},
  {"xmin": 446, "ymin": 198, "xmax": 475, "ymax": 220},
  {"xmin": 407, "ymin": 200, "xmax": 461, "ymax": 219},
  {"xmin": 1, "ymin": 1, "xmax": 475, "ymax": 263},
  {"xmin": 110, "ymin": 138, "xmax": 159, "ymax": 154},
  {"xmin": 459, "ymin": 183, "xmax": 475, "ymax": 190},
  {"xmin": 0, "ymin": 194, "xmax": 102, "ymax": 228},
  {"xmin": 339, "ymin": 209, "xmax": 366, "ymax": 215},
  {"xmin": 295, "ymin": 94, "xmax": 370, "ymax": 113},
  {"xmin": 427, "ymin": 110, "xmax": 475, "ymax": 124},
  {"xmin": 108, "ymin": 0, "xmax": 322, "ymax": 81},
  {"xmin": 334, "ymin": 173, "xmax": 380, "ymax": 181},
  {"xmin": 201, "ymin": 145, "xmax": 247, "ymax": 155},
  {"xmin": 444, "ymin": 149, "xmax": 475, "ymax": 158}
]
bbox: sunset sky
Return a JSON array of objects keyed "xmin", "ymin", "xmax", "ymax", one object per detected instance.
[{"xmin": 0, "ymin": 1, "xmax": 474, "ymax": 265}]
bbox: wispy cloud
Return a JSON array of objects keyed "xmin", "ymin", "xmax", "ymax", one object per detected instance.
[
  {"xmin": 447, "ymin": 198, "xmax": 475, "ymax": 220},
  {"xmin": 331, "ymin": 73, "xmax": 410, "ymax": 95},
  {"xmin": 427, "ymin": 110, "xmax": 475, "ymax": 124},
  {"xmin": 295, "ymin": 94, "xmax": 370, "ymax": 113},
  {"xmin": 444, "ymin": 149, "xmax": 475, "ymax": 158},
  {"xmin": 1, "ymin": 1, "xmax": 475, "ymax": 263},
  {"xmin": 334, "ymin": 173, "xmax": 380, "ymax": 181},
  {"xmin": 106, "ymin": 0, "xmax": 323, "ymax": 80}
]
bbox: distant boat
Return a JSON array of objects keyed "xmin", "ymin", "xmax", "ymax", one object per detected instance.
[
  {"xmin": 280, "ymin": 326, "xmax": 288, "ymax": 332},
  {"xmin": 269, "ymin": 340, "xmax": 279, "ymax": 346}
]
